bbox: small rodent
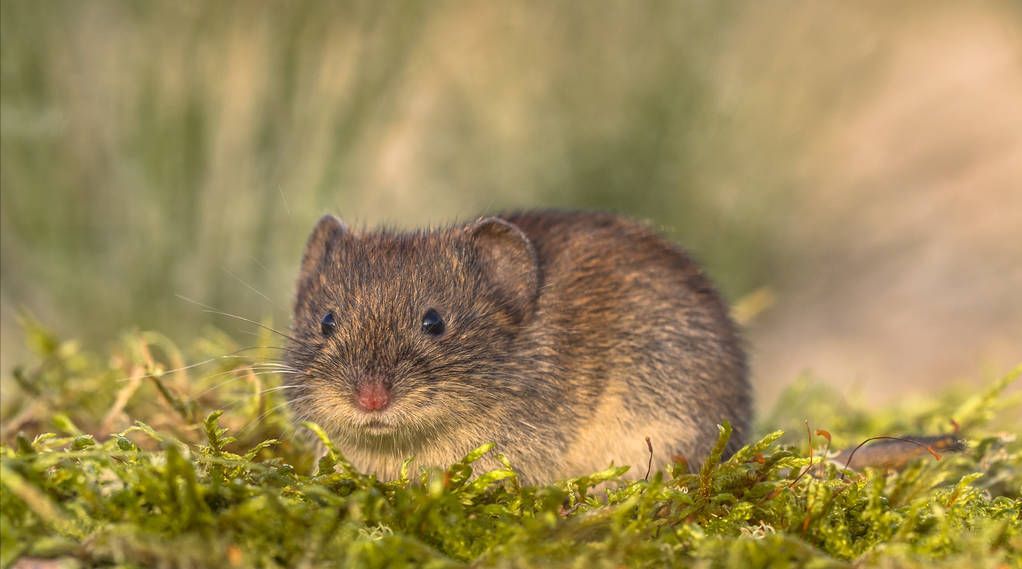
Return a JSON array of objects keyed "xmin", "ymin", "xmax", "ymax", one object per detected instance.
[{"xmin": 284, "ymin": 210, "xmax": 751, "ymax": 483}]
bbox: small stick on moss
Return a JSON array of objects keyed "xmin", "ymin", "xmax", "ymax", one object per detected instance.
[
  {"xmin": 839, "ymin": 436, "xmax": 942, "ymax": 480},
  {"xmin": 644, "ymin": 436, "xmax": 654, "ymax": 482}
]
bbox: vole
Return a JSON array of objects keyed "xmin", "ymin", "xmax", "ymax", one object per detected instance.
[{"xmin": 284, "ymin": 209, "xmax": 750, "ymax": 484}]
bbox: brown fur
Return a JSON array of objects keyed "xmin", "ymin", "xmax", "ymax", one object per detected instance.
[{"xmin": 285, "ymin": 210, "xmax": 751, "ymax": 484}]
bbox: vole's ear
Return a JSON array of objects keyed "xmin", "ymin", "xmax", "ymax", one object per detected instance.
[
  {"xmin": 467, "ymin": 217, "xmax": 539, "ymax": 324},
  {"xmin": 300, "ymin": 214, "xmax": 348, "ymax": 274}
]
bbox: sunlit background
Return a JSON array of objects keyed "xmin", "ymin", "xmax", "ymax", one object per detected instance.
[{"xmin": 2, "ymin": 0, "xmax": 1020, "ymax": 409}]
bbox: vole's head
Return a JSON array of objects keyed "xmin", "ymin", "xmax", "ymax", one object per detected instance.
[{"xmin": 284, "ymin": 215, "xmax": 539, "ymax": 451}]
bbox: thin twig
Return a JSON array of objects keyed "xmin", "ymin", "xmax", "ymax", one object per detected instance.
[{"xmin": 644, "ymin": 436, "xmax": 654, "ymax": 482}]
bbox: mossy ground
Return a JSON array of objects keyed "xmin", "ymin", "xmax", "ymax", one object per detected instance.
[{"xmin": 1, "ymin": 321, "xmax": 1019, "ymax": 568}]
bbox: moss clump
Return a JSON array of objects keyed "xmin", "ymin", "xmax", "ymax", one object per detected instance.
[{"xmin": 1, "ymin": 324, "xmax": 1020, "ymax": 568}]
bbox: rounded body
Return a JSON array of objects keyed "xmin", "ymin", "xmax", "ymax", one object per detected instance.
[{"xmin": 285, "ymin": 210, "xmax": 750, "ymax": 484}]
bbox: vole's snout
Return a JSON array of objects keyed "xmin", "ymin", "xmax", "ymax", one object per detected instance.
[{"xmin": 355, "ymin": 375, "xmax": 391, "ymax": 412}]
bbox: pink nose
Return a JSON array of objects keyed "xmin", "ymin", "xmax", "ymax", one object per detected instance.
[{"xmin": 356, "ymin": 382, "xmax": 390, "ymax": 412}]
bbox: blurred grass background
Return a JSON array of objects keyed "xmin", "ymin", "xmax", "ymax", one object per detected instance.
[{"xmin": 2, "ymin": 0, "xmax": 1020, "ymax": 408}]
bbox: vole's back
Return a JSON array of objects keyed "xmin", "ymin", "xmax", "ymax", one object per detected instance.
[{"xmin": 491, "ymin": 211, "xmax": 750, "ymax": 479}]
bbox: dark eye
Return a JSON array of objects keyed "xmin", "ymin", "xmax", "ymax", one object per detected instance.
[
  {"xmin": 320, "ymin": 312, "xmax": 337, "ymax": 336},
  {"xmin": 421, "ymin": 308, "xmax": 445, "ymax": 336}
]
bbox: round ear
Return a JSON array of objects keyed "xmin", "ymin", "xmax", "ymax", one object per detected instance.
[
  {"xmin": 300, "ymin": 214, "xmax": 348, "ymax": 274},
  {"xmin": 467, "ymin": 217, "xmax": 539, "ymax": 324}
]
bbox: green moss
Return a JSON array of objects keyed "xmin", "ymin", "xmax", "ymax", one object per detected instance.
[{"xmin": 1, "ymin": 325, "xmax": 1019, "ymax": 568}]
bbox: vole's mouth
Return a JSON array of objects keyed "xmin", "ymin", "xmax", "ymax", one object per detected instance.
[
  {"xmin": 361, "ymin": 417, "xmax": 394, "ymax": 433},
  {"xmin": 351, "ymin": 408, "xmax": 411, "ymax": 435},
  {"xmin": 341, "ymin": 404, "xmax": 452, "ymax": 451}
]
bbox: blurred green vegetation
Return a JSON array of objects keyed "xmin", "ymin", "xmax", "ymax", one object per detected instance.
[{"xmin": 1, "ymin": 1, "xmax": 794, "ymax": 359}]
